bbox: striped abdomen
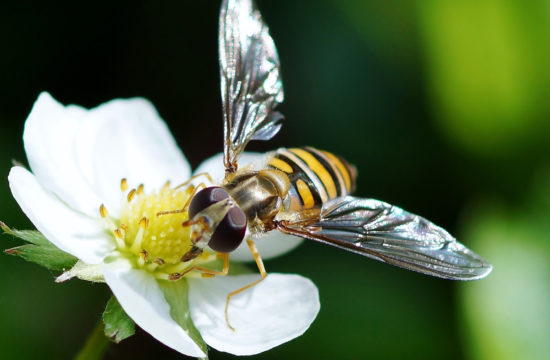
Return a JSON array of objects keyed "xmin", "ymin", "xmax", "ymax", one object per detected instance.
[{"xmin": 267, "ymin": 147, "xmax": 356, "ymax": 211}]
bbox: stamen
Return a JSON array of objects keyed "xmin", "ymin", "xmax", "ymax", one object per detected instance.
[
  {"xmin": 130, "ymin": 218, "xmax": 148, "ymax": 253},
  {"xmin": 169, "ymin": 273, "xmax": 183, "ymax": 281},
  {"xmin": 99, "ymin": 204, "xmax": 108, "ymax": 218},
  {"xmin": 113, "ymin": 177, "xmax": 199, "ymax": 272},
  {"xmin": 127, "ymin": 189, "xmax": 137, "ymax": 202},
  {"xmin": 120, "ymin": 178, "xmax": 128, "ymax": 192},
  {"xmin": 100, "ymin": 217, "xmax": 118, "ymax": 232},
  {"xmin": 155, "ymin": 273, "xmax": 170, "ymax": 280},
  {"xmin": 146, "ymin": 262, "xmax": 159, "ymax": 271},
  {"xmin": 153, "ymin": 258, "xmax": 165, "ymax": 265},
  {"xmin": 139, "ymin": 249, "xmax": 148, "ymax": 261},
  {"xmin": 138, "ymin": 250, "xmax": 148, "ymax": 266},
  {"xmin": 139, "ymin": 217, "xmax": 150, "ymax": 230},
  {"xmin": 162, "ymin": 261, "xmax": 190, "ymax": 274},
  {"xmin": 113, "ymin": 229, "xmax": 126, "ymax": 248}
]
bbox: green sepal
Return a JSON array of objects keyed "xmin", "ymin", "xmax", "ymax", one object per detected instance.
[
  {"xmin": 102, "ymin": 296, "xmax": 136, "ymax": 343},
  {"xmin": 2, "ymin": 221, "xmax": 52, "ymax": 246},
  {"xmin": 2, "ymin": 222, "xmax": 78, "ymax": 271},
  {"xmin": 159, "ymin": 279, "xmax": 208, "ymax": 355}
]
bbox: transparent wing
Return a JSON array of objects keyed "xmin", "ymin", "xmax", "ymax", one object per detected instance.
[
  {"xmin": 276, "ymin": 197, "xmax": 493, "ymax": 280},
  {"xmin": 219, "ymin": 0, "xmax": 284, "ymax": 172}
]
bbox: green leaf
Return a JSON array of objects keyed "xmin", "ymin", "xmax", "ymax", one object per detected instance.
[
  {"xmin": 1, "ymin": 221, "xmax": 51, "ymax": 246},
  {"xmin": 102, "ymin": 296, "xmax": 135, "ymax": 343},
  {"xmin": 5, "ymin": 243, "xmax": 78, "ymax": 271},
  {"xmin": 2, "ymin": 222, "xmax": 78, "ymax": 271},
  {"xmin": 159, "ymin": 279, "xmax": 207, "ymax": 354}
]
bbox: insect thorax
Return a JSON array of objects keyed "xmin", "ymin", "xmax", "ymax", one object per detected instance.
[{"xmin": 223, "ymin": 169, "xmax": 290, "ymax": 231}]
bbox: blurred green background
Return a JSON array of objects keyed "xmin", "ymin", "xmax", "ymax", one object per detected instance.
[{"xmin": 1, "ymin": 0, "xmax": 549, "ymax": 359}]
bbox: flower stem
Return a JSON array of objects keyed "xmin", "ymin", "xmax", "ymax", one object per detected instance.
[{"xmin": 75, "ymin": 320, "xmax": 110, "ymax": 360}]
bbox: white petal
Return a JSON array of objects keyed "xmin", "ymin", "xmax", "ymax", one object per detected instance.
[
  {"xmin": 193, "ymin": 152, "xmax": 269, "ymax": 185},
  {"xmin": 194, "ymin": 151, "xmax": 303, "ymax": 261},
  {"xmin": 188, "ymin": 273, "xmax": 319, "ymax": 355},
  {"xmin": 8, "ymin": 167, "xmax": 113, "ymax": 264},
  {"xmin": 231, "ymin": 231, "xmax": 303, "ymax": 262},
  {"xmin": 102, "ymin": 262, "xmax": 205, "ymax": 358},
  {"xmin": 24, "ymin": 92, "xmax": 103, "ymax": 216},
  {"xmin": 75, "ymin": 97, "xmax": 191, "ymax": 214},
  {"xmin": 24, "ymin": 92, "xmax": 191, "ymax": 216}
]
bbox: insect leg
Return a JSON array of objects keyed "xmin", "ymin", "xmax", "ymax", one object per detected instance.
[
  {"xmin": 181, "ymin": 253, "xmax": 230, "ymax": 277},
  {"xmin": 174, "ymin": 172, "xmax": 213, "ymax": 190},
  {"xmin": 225, "ymin": 239, "xmax": 267, "ymax": 331},
  {"xmin": 167, "ymin": 253, "xmax": 229, "ymax": 281},
  {"xmin": 156, "ymin": 182, "xmax": 207, "ymax": 217}
]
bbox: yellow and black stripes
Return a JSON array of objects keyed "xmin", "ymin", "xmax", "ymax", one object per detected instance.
[{"xmin": 267, "ymin": 147, "xmax": 356, "ymax": 210}]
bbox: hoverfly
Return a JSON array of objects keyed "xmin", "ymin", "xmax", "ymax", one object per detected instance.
[{"xmin": 176, "ymin": 0, "xmax": 492, "ymax": 329}]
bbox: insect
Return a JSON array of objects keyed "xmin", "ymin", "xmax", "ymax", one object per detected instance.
[{"xmin": 173, "ymin": 0, "xmax": 492, "ymax": 329}]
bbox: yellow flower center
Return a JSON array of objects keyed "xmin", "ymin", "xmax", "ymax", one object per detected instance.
[
  {"xmin": 121, "ymin": 183, "xmax": 192, "ymax": 264},
  {"xmin": 99, "ymin": 179, "xmax": 215, "ymax": 279}
]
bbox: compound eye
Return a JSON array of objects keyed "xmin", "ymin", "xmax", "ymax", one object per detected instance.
[
  {"xmin": 209, "ymin": 206, "xmax": 247, "ymax": 253},
  {"xmin": 188, "ymin": 186, "xmax": 229, "ymax": 218}
]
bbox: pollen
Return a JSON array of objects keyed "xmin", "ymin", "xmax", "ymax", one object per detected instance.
[
  {"xmin": 116, "ymin": 182, "xmax": 195, "ymax": 265},
  {"xmin": 120, "ymin": 178, "xmax": 128, "ymax": 191},
  {"xmin": 99, "ymin": 204, "xmax": 108, "ymax": 218},
  {"xmin": 127, "ymin": 189, "xmax": 137, "ymax": 202}
]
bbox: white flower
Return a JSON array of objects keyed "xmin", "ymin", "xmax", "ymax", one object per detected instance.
[{"xmin": 9, "ymin": 92, "xmax": 319, "ymax": 357}]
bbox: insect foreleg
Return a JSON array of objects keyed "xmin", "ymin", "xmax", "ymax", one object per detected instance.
[
  {"xmin": 181, "ymin": 252, "xmax": 230, "ymax": 278},
  {"xmin": 168, "ymin": 253, "xmax": 229, "ymax": 281},
  {"xmin": 156, "ymin": 182, "xmax": 208, "ymax": 217}
]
